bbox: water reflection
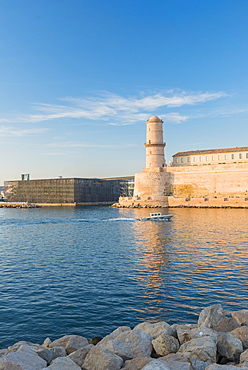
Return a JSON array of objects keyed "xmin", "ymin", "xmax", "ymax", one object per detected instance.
[
  {"xmin": 118, "ymin": 208, "xmax": 172, "ymax": 321},
  {"xmin": 118, "ymin": 207, "xmax": 248, "ymax": 323}
]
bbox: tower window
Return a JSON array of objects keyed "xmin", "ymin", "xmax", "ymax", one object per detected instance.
[
  {"xmin": 205, "ymin": 156, "xmax": 208, "ymax": 161},
  {"xmin": 231, "ymin": 154, "xmax": 234, "ymax": 159},
  {"xmin": 239, "ymin": 153, "xmax": 242, "ymax": 159},
  {"xmin": 187, "ymin": 157, "xmax": 190, "ymax": 162},
  {"xmin": 181, "ymin": 157, "xmax": 183, "ymax": 163},
  {"xmin": 246, "ymin": 153, "xmax": 248, "ymax": 158}
]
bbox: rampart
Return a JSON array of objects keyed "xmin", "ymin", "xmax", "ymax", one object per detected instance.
[{"xmin": 118, "ymin": 162, "xmax": 248, "ymax": 208}]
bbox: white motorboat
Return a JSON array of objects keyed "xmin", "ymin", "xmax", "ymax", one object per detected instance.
[{"xmin": 140, "ymin": 212, "xmax": 173, "ymax": 221}]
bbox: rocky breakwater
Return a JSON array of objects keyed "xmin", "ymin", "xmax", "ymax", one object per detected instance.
[{"xmin": 2, "ymin": 304, "xmax": 248, "ymax": 369}]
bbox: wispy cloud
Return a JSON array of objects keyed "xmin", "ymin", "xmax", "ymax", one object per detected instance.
[
  {"xmin": 0, "ymin": 126, "xmax": 48, "ymax": 137},
  {"xmin": 0, "ymin": 90, "xmax": 227, "ymax": 125},
  {"xmin": 47, "ymin": 141, "xmax": 134, "ymax": 149}
]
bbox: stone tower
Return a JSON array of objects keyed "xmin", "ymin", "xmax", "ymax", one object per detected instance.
[{"xmin": 144, "ymin": 116, "xmax": 166, "ymax": 168}]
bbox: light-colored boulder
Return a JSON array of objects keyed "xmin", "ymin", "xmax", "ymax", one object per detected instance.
[
  {"xmin": 231, "ymin": 326, "xmax": 248, "ymax": 349},
  {"xmin": 198, "ymin": 304, "xmax": 240, "ymax": 332},
  {"xmin": 96, "ymin": 337, "xmax": 133, "ymax": 361},
  {"xmin": 240, "ymin": 348, "xmax": 248, "ymax": 363},
  {"xmin": 178, "ymin": 337, "xmax": 217, "ymax": 363},
  {"xmin": 7, "ymin": 341, "xmax": 46, "ymax": 354},
  {"xmin": 49, "ymin": 335, "xmax": 88, "ymax": 354},
  {"xmin": 102, "ymin": 328, "xmax": 153, "ymax": 359},
  {"xmin": 0, "ymin": 344, "xmax": 47, "ymax": 370},
  {"xmin": 68, "ymin": 344, "xmax": 93, "ymax": 367},
  {"xmin": 43, "ymin": 356, "xmax": 81, "ymax": 369},
  {"xmin": 142, "ymin": 359, "xmax": 171, "ymax": 370},
  {"xmin": 42, "ymin": 337, "xmax": 52, "ymax": 347},
  {"xmin": 217, "ymin": 332, "xmax": 243, "ymax": 360},
  {"xmin": 177, "ymin": 325, "xmax": 217, "ymax": 345},
  {"xmin": 159, "ymin": 353, "xmax": 192, "ymax": 370},
  {"xmin": 134, "ymin": 321, "xmax": 174, "ymax": 339},
  {"xmin": 231, "ymin": 310, "xmax": 248, "ymax": 325},
  {"xmin": 83, "ymin": 345, "xmax": 123, "ymax": 370},
  {"xmin": 205, "ymin": 364, "xmax": 239, "ymax": 370},
  {"xmin": 122, "ymin": 356, "xmax": 152, "ymax": 369},
  {"xmin": 50, "ymin": 346, "xmax": 67, "ymax": 359},
  {"xmin": 152, "ymin": 334, "xmax": 179, "ymax": 356},
  {"xmin": 109, "ymin": 326, "xmax": 132, "ymax": 338}
]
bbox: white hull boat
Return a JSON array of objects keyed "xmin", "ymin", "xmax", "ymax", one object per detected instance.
[{"xmin": 140, "ymin": 212, "xmax": 173, "ymax": 221}]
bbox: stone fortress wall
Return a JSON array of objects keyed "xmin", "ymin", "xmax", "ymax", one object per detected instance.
[{"xmin": 117, "ymin": 116, "xmax": 248, "ymax": 208}]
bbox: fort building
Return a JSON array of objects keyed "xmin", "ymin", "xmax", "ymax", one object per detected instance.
[
  {"xmin": 173, "ymin": 147, "xmax": 248, "ymax": 166},
  {"xmin": 117, "ymin": 116, "xmax": 248, "ymax": 208}
]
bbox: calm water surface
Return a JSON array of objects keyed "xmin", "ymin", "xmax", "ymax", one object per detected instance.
[{"xmin": 0, "ymin": 206, "xmax": 248, "ymax": 348}]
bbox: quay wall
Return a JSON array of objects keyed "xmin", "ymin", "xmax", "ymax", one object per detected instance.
[
  {"xmin": 118, "ymin": 163, "xmax": 248, "ymax": 208},
  {"xmin": 167, "ymin": 162, "xmax": 248, "ymax": 198}
]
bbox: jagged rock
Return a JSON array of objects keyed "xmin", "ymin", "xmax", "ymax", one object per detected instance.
[
  {"xmin": 89, "ymin": 337, "xmax": 103, "ymax": 345},
  {"xmin": 134, "ymin": 321, "xmax": 174, "ymax": 339},
  {"xmin": 231, "ymin": 326, "xmax": 248, "ymax": 349},
  {"xmin": 7, "ymin": 341, "xmax": 46, "ymax": 354},
  {"xmin": 122, "ymin": 356, "xmax": 152, "ymax": 369},
  {"xmin": 68, "ymin": 344, "xmax": 93, "ymax": 367},
  {"xmin": 36, "ymin": 347, "xmax": 54, "ymax": 365},
  {"xmin": 110, "ymin": 326, "xmax": 132, "ymax": 338},
  {"xmin": 96, "ymin": 337, "xmax": 133, "ymax": 361},
  {"xmin": 217, "ymin": 332, "xmax": 243, "ymax": 361},
  {"xmin": 42, "ymin": 356, "xmax": 81, "ymax": 369},
  {"xmin": 205, "ymin": 364, "xmax": 240, "ymax": 369},
  {"xmin": 240, "ymin": 349, "xmax": 248, "ymax": 363},
  {"xmin": 98, "ymin": 328, "xmax": 153, "ymax": 359},
  {"xmin": 49, "ymin": 335, "xmax": 88, "ymax": 354},
  {"xmin": 50, "ymin": 346, "xmax": 67, "ymax": 359},
  {"xmin": 169, "ymin": 324, "xmax": 179, "ymax": 338},
  {"xmin": 152, "ymin": 334, "xmax": 180, "ymax": 356},
  {"xmin": 42, "ymin": 337, "xmax": 51, "ymax": 347},
  {"xmin": 198, "ymin": 304, "xmax": 240, "ymax": 332},
  {"xmin": 0, "ymin": 350, "xmax": 7, "ymax": 359},
  {"xmin": 191, "ymin": 358, "xmax": 211, "ymax": 370},
  {"xmin": 159, "ymin": 353, "xmax": 192, "ymax": 369},
  {"xmin": 178, "ymin": 337, "xmax": 217, "ymax": 363},
  {"xmin": 0, "ymin": 344, "xmax": 47, "ymax": 370},
  {"xmin": 142, "ymin": 359, "xmax": 171, "ymax": 369},
  {"xmin": 83, "ymin": 345, "xmax": 123, "ymax": 370},
  {"xmin": 177, "ymin": 325, "xmax": 217, "ymax": 345},
  {"xmin": 231, "ymin": 310, "xmax": 248, "ymax": 325}
]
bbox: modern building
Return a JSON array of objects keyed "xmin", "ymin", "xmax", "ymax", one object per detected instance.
[{"xmin": 4, "ymin": 177, "xmax": 134, "ymax": 205}]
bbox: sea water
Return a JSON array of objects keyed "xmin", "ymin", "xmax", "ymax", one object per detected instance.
[{"xmin": 0, "ymin": 206, "xmax": 248, "ymax": 348}]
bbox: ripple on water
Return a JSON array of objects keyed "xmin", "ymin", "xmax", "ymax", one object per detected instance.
[{"xmin": 0, "ymin": 206, "xmax": 248, "ymax": 347}]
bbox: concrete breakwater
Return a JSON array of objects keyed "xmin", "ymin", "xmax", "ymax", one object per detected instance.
[{"xmin": 1, "ymin": 304, "xmax": 248, "ymax": 369}]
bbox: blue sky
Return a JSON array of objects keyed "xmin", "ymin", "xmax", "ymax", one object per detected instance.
[{"xmin": 0, "ymin": 0, "xmax": 247, "ymax": 184}]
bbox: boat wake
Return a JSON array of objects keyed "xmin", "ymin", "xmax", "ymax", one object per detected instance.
[{"xmin": 76, "ymin": 217, "xmax": 139, "ymax": 223}]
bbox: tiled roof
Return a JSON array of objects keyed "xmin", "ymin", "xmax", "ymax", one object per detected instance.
[{"xmin": 173, "ymin": 146, "xmax": 248, "ymax": 157}]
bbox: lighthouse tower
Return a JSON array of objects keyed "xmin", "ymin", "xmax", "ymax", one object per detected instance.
[
  {"xmin": 144, "ymin": 116, "xmax": 166, "ymax": 168},
  {"xmin": 131, "ymin": 115, "xmax": 169, "ymax": 203}
]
